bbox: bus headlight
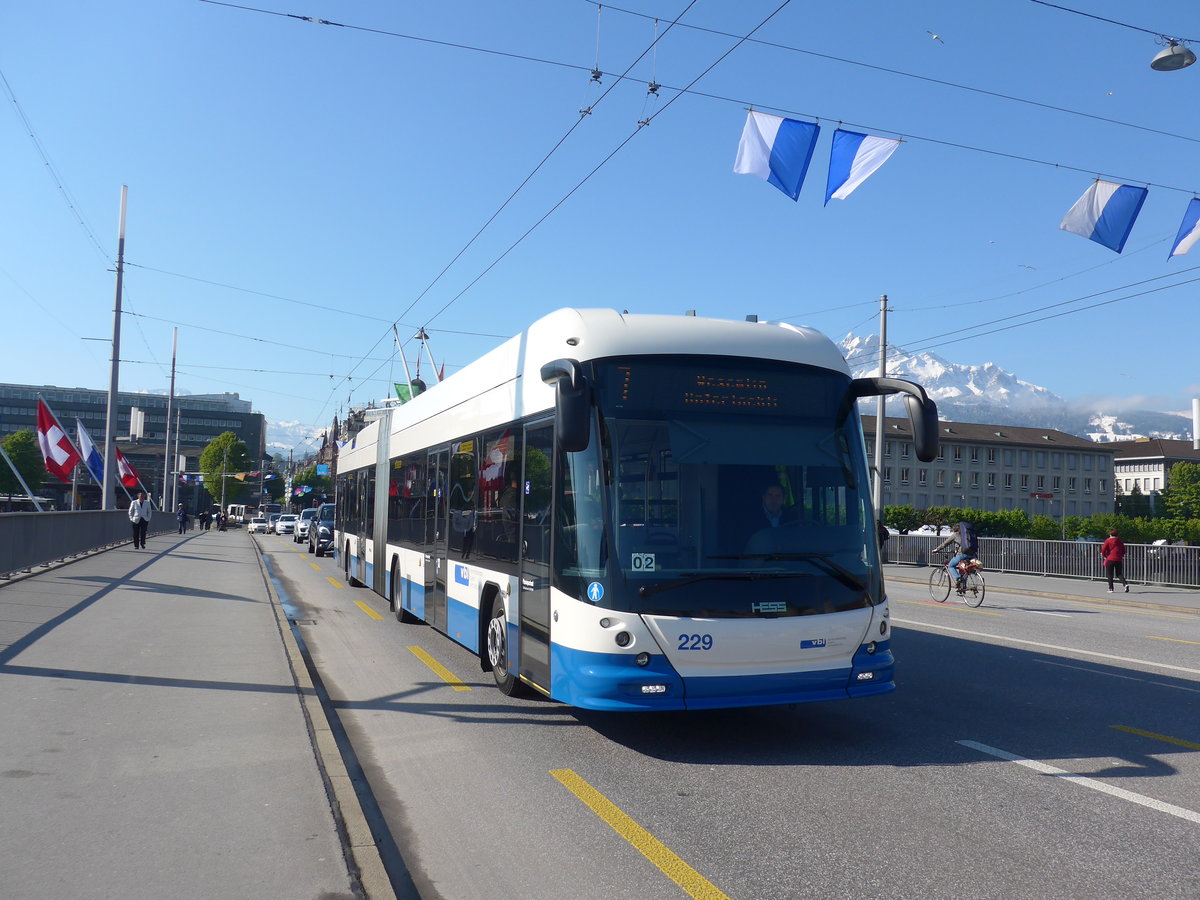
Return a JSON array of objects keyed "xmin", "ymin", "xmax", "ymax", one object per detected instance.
[
  {"xmin": 856, "ymin": 672, "xmax": 875, "ymax": 681},
  {"xmin": 865, "ymin": 641, "xmax": 877, "ymax": 655},
  {"xmin": 635, "ymin": 652, "xmax": 650, "ymax": 667},
  {"xmin": 640, "ymin": 684, "xmax": 667, "ymax": 694},
  {"xmin": 615, "ymin": 631, "xmax": 632, "ymax": 648}
]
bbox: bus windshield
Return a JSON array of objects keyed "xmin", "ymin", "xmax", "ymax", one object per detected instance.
[{"xmin": 561, "ymin": 356, "xmax": 880, "ymax": 617}]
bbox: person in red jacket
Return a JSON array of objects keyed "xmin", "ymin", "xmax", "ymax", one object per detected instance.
[{"xmin": 1100, "ymin": 528, "xmax": 1129, "ymax": 593}]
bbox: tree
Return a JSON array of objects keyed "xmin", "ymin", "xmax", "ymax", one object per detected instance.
[
  {"xmin": 1163, "ymin": 462, "xmax": 1200, "ymax": 521},
  {"xmin": 1119, "ymin": 482, "xmax": 1152, "ymax": 519},
  {"xmin": 883, "ymin": 504, "xmax": 921, "ymax": 534},
  {"xmin": 0, "ymin": 429, "xmax": 46, "ymax": 503},
  {"xmin": 198, "ymin": 432, "xmax": 252, "ymax": 508}
]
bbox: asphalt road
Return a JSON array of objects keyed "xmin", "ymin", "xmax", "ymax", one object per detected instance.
[{"xmin": 261, "ymin": 536, "xmax": 1200, "ymax": 900}]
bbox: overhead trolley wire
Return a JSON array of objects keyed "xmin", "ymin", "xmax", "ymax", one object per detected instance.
[
  {"xmin": 589, "ymin": 0, "xmax": 1200, "ymax": 149},
  {"xmin": 311, "ymin": 0, "xmax": 703, "ymax": 419}
]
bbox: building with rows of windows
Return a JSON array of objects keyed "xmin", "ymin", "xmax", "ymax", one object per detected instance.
[
  {"xmin": 0, "ymin": 382, "xmax": 266, "ymax": 507},
  {"xmin": 862, "ymin": 415, "xmax": 1116, "ymax": 517},
  {"xmin": 1111, "ymin": 438, "xmax": 1200, "ymax": 514}
]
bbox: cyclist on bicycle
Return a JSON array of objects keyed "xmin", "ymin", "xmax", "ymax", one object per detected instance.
[{"xmin": 934, "ymin": 521, "xmax": 979, "ymax": 591}]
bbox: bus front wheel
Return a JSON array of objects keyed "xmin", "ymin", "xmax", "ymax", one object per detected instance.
[{"xmin": 486, "ymin": 602, "xmax": 521, "ymax": 696}]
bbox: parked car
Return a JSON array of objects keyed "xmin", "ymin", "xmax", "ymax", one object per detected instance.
[
  {"xmin": 294, "ymin": 507, "xmax": 318, "ymax": 543},
  {"xmin": 275, "ymin": 513, "xmax": 298, "ymax": 535},
  {"xmin": 248, "ymin": 517, "xmax": 269, "ymax": 534},
  {"xmin": 308, "ymin": 502, "xmax": 335, "ymax": 557}
]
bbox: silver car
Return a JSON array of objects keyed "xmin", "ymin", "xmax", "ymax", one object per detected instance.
[{"xmin": 294, "ymin": 507, "xmax": 318, "ymax": 543}]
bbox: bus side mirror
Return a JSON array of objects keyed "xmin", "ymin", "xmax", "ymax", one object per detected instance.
[
  {"xmin": 540, "ymin": 358, "xmax": 591, "ymax": 452},
  {"xmin": 839, "ymin": 376, "xmax": 939, "ymax": 463}
]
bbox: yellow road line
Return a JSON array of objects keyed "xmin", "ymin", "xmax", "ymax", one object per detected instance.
[
  {"xmin": 1147, "ymin": 635, "xmax": 1200, "ymax": 645},
  {"xmin": 550, "ymin": 768, "xmax": 730, "ymax": 900},
  {"xmin": 1112, "ymin": 725, "xmax": 1200, "ymax": 750},
  {"xmin": 407, "ymin": 646, "xmax": 471, "ymax": 691},
  {"xmin": 310, "ymin": 562, "xmax": 321, "ymax": 571},
  {"xmin": 354, "ymin": 600, "xmax": 383, "ymax": 621},
  {"xmin": 327, "ymin": 576, "xmax": 344, "ymax": 588}
]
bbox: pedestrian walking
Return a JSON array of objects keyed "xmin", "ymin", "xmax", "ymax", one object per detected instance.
[
  {"xmin": 1101, "ymin": 528, "xmax": 1129, "ymax": 593},
  {"xmin": 176, "ymin": 504, "xmax": 188, "ymax": 534},
  {"xmin": 128, "ymin": 491, "xmax": 153, "ymax": 549}
]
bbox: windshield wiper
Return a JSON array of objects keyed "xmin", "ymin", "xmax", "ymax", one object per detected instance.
[
  {"xmin": 708, "ymin": 553, "xmax": 867, "ymax": 591},
  {"xmin": 638, "ymin": 571, "xmax": 808, "ymax": 598}
]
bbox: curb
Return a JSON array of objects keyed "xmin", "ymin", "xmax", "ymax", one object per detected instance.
[
  {"xmin": 253, "ymin": 541, "xmax": 397, "ymax": 900},
  {"xmin": 884, "ymin": 570, "xmax": 1200, "ymax": 616}
]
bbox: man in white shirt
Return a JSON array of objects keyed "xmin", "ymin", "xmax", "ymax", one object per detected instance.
[{"xmin": 128, "ymin": 491, "xmax": 153, "ymax": 549}]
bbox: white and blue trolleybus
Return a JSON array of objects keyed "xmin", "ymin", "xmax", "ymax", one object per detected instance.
[{"xmin": 334, "ymin": 308, "xmax": 938, "ymax": 711}]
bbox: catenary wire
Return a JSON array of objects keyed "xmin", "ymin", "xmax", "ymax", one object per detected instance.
[
  {"xmin": 1026, "ymin": 0, "xmax": 1199, "ymax": 42},
  {"xmin": 188, "ymin": 2, "xmax": 1200, "ymax": 418},
  {"xmin": 588, "ymin": 0, "xmax": 1200, "ymax": 148}
]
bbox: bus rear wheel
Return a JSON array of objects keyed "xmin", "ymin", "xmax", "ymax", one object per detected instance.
[{"xmin": 486, "ymin": 601, "xmax": 522, "ymax": 696}]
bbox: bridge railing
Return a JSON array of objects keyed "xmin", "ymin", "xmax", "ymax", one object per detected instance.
[
  {"xmin": 885, "ymin": 534, "xmax": 1200, "ymax": 589},
  {"xmin": 0, "ymin": 510, "xmax": 175, "ymax": 580}
]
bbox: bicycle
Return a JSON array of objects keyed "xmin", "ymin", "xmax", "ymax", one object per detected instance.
[{"xmin": 929, "ymin": 552, "xmax": 986, "ymax": 607}]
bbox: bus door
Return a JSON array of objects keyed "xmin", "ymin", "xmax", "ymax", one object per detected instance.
[
  {"xmin": 518, "ymin": 421, "xmax": 554, "ymax": 692},
  {"xmin": 354, "ymin": 470, "xmax": 370, "ymax": 581},
  {"xmin": 424, "ymin": 448, "xmax": 449, "ymax": 633}
]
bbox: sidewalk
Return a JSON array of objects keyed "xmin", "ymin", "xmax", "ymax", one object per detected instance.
[
  {"xmin": 0, "ymin": 529, "xmax": 393, "ymax": 899},
  {"xmin": 883, "ymin": 561, "xmax": 1200, "ymax": 616}
]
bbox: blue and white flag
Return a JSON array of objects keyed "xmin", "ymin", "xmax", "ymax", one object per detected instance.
[
  {"xmin": 824, "ymin": 130, "xmax": 901, "ymax": 205},
  {"xmin": 1059, "ymin": 180, "xmax": 1148, "ymax": 253},
  {"xmin": 733, "ymin": 111, "xmax": 820, "ymax": 201},
  {"xmin": 75, "ymin": 418, "xmax": 105, "ymax": 485},
  {"xmin": 1169, "ymin": 198, "xmax": 1200, "ymax": 258}
]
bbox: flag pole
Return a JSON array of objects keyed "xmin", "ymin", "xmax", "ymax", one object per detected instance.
[
  {"xmin": 102, "ymin": 185, "xmax": 128, "ymax": 511},
  {"xmin": 0, "ymin": 445, "xmax": 44, "ymax": 511},
  {"xmin": 872, "ymin": 294, "xmax": 888, "ymax": 525},
  {"xmin": 162, "ymin": 326, "xmax": 177, "ymax": 512}
]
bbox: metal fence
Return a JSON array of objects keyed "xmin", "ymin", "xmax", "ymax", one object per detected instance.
[
  {"xmin": 0, "ymin": 510, "xmax": 175, "ymax": 580},
  {"xmin": 885, "ymin": 534, "xmax": 1200, "ymax": 589}
]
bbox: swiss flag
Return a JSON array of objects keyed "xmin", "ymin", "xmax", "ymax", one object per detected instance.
[
  {"xmin": 115, "ymin": 448, "xmax": 141, "ymax": 489},
  {"xmin": 36, "ymin": 399, "xmax": 81, "ymax": 482}
]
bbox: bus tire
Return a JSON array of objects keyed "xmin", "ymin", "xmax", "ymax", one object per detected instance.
[
  {"xmin": 392, "ymin": 561, "xmax": 418, "ymax": 623},
  {"xmin": 486, "ymin": 599, "xmax": 522, "ymax": 696},
  {"xmin": 344, "ymin": 543, "xmax": 361, "ymax": 587}
]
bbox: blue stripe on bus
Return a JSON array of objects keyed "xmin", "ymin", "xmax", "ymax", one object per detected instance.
[
  {"xmin": 391, "ymin": 573, "xmax": 481, "ymax": 654},
  {"xmin": 549, "ymin": 640, "xmax": 894, "ymax": 711}
]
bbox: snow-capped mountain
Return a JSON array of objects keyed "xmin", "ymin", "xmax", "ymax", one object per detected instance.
[
  {"xmin": 265, "ymin": 419, "xmax": 324, "ymax": 460},
  {"xmin": 839, "ymin": 333, "xmax": 1191, "ymax": 442}
]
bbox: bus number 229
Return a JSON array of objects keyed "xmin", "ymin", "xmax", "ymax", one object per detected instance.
[{"xmin": 678, "ymin": 633, "xmax": 713, "ymax": 651}]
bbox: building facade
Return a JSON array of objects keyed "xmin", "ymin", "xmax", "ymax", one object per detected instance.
[
  {"xmin": 1111, "ymin": 438, "xmax": 1200, "ymax": 514},
  {"xmin": 0, "ymin": 383, "xmax": 266, "ymax": 506},
  {"xmin": 862, "ymin": 415, "xmax": 1116, "ymax": 517}
]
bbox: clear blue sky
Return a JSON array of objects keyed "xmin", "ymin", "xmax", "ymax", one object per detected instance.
[{"xmin": 4, "ymin": 0, "xmax": 1199, "ymax": 452}]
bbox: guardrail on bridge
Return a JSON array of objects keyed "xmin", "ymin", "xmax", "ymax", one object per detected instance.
[
  {"xmin": 0, "ymin": 510, "xmax": 175, "ymax": 580},
  {"xmin": 885, "ymin": 534, "xmax": 1200, "ymax": 589}
]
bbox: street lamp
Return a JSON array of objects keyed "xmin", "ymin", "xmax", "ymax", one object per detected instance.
[{"xmin": 1151, "ymin": 38, "xmax": 1197, "ymax": 71}]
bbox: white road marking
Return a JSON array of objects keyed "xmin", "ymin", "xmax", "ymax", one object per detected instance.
[
  {"xmin": 958, "ymin": 740, "xmax": 1200, "ymax": 825},
  {"xmin": 892, "ymin": 618, "xmax": 1200, "ymax": 677},
  {"xmin": 1023, "ymin": 609, "xmax": 1073, "ymax": 618},
  {"xmin": 1034, "ymin": 659, "xmax": 1200, "ymax": 693}
]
